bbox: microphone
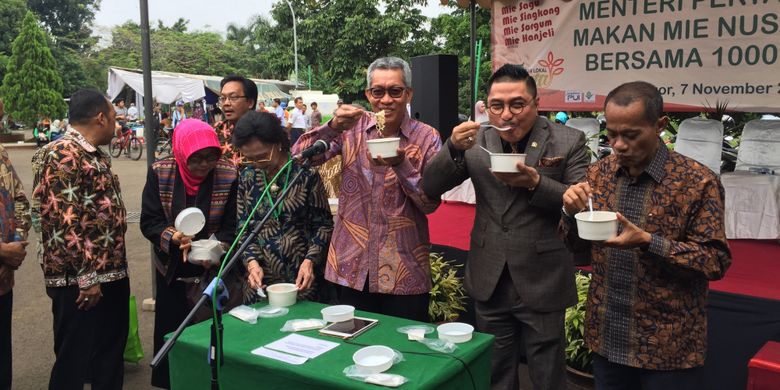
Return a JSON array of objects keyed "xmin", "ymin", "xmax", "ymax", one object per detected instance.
[{"xmin": 293, "ymin": 139, "xmax": 329, "ymax": 161}]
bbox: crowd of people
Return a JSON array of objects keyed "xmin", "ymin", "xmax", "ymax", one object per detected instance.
[{"xmin": 0, "ymin": 56, "xmax": 732, "ymax": 390}]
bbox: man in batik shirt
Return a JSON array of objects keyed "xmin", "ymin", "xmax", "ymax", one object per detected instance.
[
  {"xmin": 214, "ymin": 75, "xmax": 258, "ymax": 166},
  {"xmin": 35, "ymin": 89, "xmax": 130, "ymax": 389},
  {"xmin": 292, "ymin": 57, "xmax": 441, "ymax": 322},
  {"xmin": 561, "ymin": 81, "xmax": 731, "ymax": 390}
]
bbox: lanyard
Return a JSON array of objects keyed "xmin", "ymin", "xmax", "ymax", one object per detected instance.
[{"xmin": 260, "ymin": 156, "xmax": 292, "ymax": 221}]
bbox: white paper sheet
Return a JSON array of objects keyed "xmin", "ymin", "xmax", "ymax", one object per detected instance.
[
  {"xmin": 264, "ymin": 333, "xmax": 339, "ymax": 359},
  {"xmin": 251, "ymin": 346, "xmax": 308, "ymax": 365}
]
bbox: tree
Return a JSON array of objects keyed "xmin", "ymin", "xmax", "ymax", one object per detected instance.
[
  {"xmin": 243, "ymin": 0, "xmax": 436, "ymax": 101},
  {"xmin": 0, "ymin": 0, "xmax": 27, "ymax": 83},
  {"xmin": 0, "ymin": 11, "xmax": 66, "ymax": 125},
  {"xmin": 226, "ymin": 23, "xmax": 251, "ymax": 46},
  {"xmin": 157, "ymin": 18, "xmax": 190, "ymax": 33},
  {"xmin": 26, "ymin": 0, "xmax": 100, "ymax": 51},
  {"xmin": 96, "ymin": 21, "xmax": 252, "ymax": 81},
  {"xmin": 430, "ymin": 2, "xmax": 492, "ymax": 115},
  {"xmin": 51, "ymin": 45, "xmax": 94, "ymax": 96},
  {"xmin": 0, "ymin": 0, "xmax": 27, "ymax": 54}
]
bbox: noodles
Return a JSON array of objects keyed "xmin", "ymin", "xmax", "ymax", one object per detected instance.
[{"xmin": 374, "ymin": 110, "xmax": 386, "ymax": 137}]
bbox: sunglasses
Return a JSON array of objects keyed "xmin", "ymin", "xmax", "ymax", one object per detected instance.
[{"xmin": 368, "ymin": 87, "xmax": 406, "ymax": 99}]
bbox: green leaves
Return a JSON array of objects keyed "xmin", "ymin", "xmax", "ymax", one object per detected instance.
[
  {"xmin": 0, "ymin": 11, "xmax": 66, "ymax": 126},
  {"xmin": 97, "ymin": 23, "xmax": 251, "ymax": 83},
  {"xmin": 564, "ymin": 271, "xmax": 593, "ymax": 373},
  {"xmin": 428, "ymin": 252, "xmax": 467, "ymax": 323},
  {"xmin": 27, "ymin": 0, "xmax": 100, "ymax": 52},
  {"xmin": 238, "ymin": 0, "xmax": 437, "ymax": 101}
]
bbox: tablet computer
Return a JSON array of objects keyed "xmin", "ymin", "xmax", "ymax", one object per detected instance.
[{"xmin": 318, "ymin": 317, "xmax": 379, "ymax": 339}]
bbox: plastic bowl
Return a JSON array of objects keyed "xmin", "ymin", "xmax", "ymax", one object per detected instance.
[
  {"xmin": 174, "ymin": 207, "xmax": 206, "ymax": 236},
  {"xmin": 437, "ymin": 322, "xmax": 474, "ymax": 344},
  {"xmin": 266, "ymin": 283, "xmax": 298, "ymax": 307},
  {"xmin": 352, "ymin": 345, "xmax": 395, "ymax": 373},
  {"xmin": 321, "ymin": 305, "xmax": 355, "ymax": 323},
  {"xmin": 574, "ymin": 211, "xmax": 618, "ymax": 241},
  {"xmin": 366, "ymin": 137, "xmax": 400, "ymax": 158},
  {"xmin": 490, "ymin": 153, "xmax": 526, "ymax": 173}
]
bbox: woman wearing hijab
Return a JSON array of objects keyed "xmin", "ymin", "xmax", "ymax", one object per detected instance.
[
  {"xmin": 474, "ymin": 100, "xmax": 489, "ymax": 123},
  {"xmin": 232, "ymin": 111, "xmax": 333, "ymax": 302},
  {"xmin": 140, "ymin": 119, "xmax": 243, "ymax": 389}
]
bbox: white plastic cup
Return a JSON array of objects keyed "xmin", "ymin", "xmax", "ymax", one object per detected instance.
[
  {"xmin": 366, "ymin": 137, "xmax": 400, "ymax": 158},
  {"xmin": 437, "ymin": 322, "xmax": 474, "ymax": 343},
  {"xmin": 353, "ymin": 345, "xmax": 395, "ymax": 373},
  {"xmin": 489, "ymin": 153, "xmax": 526, "ymax": 173},
  {"xmin": 174, "ymin": 207, "xmax": 206, "ymax": 236},
  {"xmin": 574, "ymin": 211, "xmax": 618, "ymax": 241},
  {"xmin": 266, "ymin": 283, "xmax": 298, "ymax": 307},
  {"xmin": 321, "ymin": 305, "xmax": 355, "ymax": 323}
]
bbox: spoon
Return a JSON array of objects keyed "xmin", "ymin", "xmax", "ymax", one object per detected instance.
[
  {"xmin": 478, "ymin": 145, "xmax": 492, "ymax": 154},
  {"xmin": 588, "ymin": 196, "xmax": 594, "ymax": 221},
  {"xmin": 481, "ymin": 124, "xmax": 512, "ymax": 132}
]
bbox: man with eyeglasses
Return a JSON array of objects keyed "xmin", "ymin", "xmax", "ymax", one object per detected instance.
[
  {"xmin": 292, "ymin": 56, "xmax": 441, "ymax": 322},
  {"xmin": 214, "ymin": 75, "xmax": 258, "ymax": 166},
  {"xmin": 423, "ymin": 64, "xmax": 590, "ymax": 390}
]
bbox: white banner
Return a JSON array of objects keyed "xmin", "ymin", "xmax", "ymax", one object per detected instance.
[{"xmin": 492, "ymin": 0, "xmax": 780, "ymax": 112}]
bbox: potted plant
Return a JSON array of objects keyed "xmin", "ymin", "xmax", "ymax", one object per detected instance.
[
  {"xmin": 428, "ymin": 252, "xmax": 467, "ymax": 323},
  {"xmin": 565, "ymin": 271, "xmax": 594, "ymax": 389}
]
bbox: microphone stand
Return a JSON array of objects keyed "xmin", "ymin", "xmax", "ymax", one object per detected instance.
[{"xmin": 150, "ymin": 158, "xmax": 314, "ymax": 390}]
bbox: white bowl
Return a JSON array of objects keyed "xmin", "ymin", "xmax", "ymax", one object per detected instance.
[
  {"xmin": 321, "ymin": 305, "xmax": 355, "ymax": 323},
  {"xmin": 366, "ymin": 137, "xmax": 400, "ymax": 158},
  {"xmin": 575, "ymin": 211, "xmax": 618, "ymax": 241},
  {"xmin": 490, "ymin": 153, "xmax": 526, "ymax": 173},
  {"xmin": 266, "ymin": 283, "xmax": 298, "ymax": 307},
  {"xmin": 437, "ymin": 322, "xmax": 474, "ymax": 343},
  {"xmin": 352, "ymin": 345, "xmax": 395, "ymax": 373},
  {"xmin": 174, "ymin": 207, "xmax": 206, "ymax": 236}
]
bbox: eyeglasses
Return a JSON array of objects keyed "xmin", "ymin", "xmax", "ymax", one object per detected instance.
[
  {"xmin": 188, "ymin": 154, "xmax": 220, "ymax": 164},
  {"xmin": 218, "ymin": 95, "xmax": 247, "ymax": 104},
  {"xmin": 488, "ymin": 100, "xmax": 532, "ymax": 116},
  {"xmin": 240, "ymin": 147, "xmax": 275, "ymax": 165},
  {"xmin": 368, "ymin": 87, "xmax": 406, "ymax": 99}
]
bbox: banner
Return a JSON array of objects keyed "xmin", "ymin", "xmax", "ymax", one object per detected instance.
[{"xmin": 491, "ymin": 0, "xmax": 780, "ymax": 112}]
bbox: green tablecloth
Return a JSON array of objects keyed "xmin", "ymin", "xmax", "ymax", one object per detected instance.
[{"xmin": 169, "ymin": 301, "xmax": 493, "ymax": 389}]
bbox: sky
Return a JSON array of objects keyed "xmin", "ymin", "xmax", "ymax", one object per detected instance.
[{"xmin": 93, "ymin": 0, "xmax": 452, "ymax": 37}]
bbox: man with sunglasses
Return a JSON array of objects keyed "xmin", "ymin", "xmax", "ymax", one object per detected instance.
[
  {"xmin": 214, "ymin": 75, "xmax": 258, "ymax": 166},
  {"xmin": 292, "ymin": 56, "xmax": 441, "ymax": 322},
  {"xmin": 423, "ymin": 64, "xmax": 590, "ymax": 390}
]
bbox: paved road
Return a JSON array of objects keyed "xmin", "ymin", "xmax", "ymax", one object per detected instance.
[{"xmin": 6, "ymin": 145, "xmax": 156, "ymax": 389}]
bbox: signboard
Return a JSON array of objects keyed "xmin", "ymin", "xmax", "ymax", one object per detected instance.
[{"xmin": 491, "ymin": 0, "xmax": 780, "ymax": 112}]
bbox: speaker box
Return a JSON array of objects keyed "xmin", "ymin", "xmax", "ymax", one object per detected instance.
[{"xmin": 410, "ymin": 55, "xmax": 459, "ymax": 141}]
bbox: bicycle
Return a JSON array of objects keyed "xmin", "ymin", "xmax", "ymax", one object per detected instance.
[
  {"xmin": 155, "ymin": 127, "xmax": 173, "ymax": 158},
  {"xmin": 110, "ymin": 124, "xmax": 143, "ymax": 160}
]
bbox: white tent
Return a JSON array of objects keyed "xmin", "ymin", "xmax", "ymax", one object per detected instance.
[
  {"xmin": 108, "ymin": 67, "xmax": 205, "ymax": 104},
  {"xmin": 107, "ymin": 67, "xmax": 292, "ymax": 105}
]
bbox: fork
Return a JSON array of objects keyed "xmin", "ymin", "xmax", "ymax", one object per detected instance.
[{"xmin": 480, "ymin": 124, "xmax": 512, "ymax": 132}]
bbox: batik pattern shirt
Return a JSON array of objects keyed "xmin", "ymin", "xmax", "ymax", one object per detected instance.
[
  {"xmin": 0, "ymin": 145, "xmax": 30, "ymax": 295},
  {"xmin": 293, "ymin": 113, "xmax": 441, "ymax": 295},
  {"xmin": 560, "ymin": 142, "xmax": 731, "ymax": 369},
  {"xmin": 34, "ymin": 129, "xmax": 128, "ymax": 288},
  {"xmin": 214, "ymin": 121, "xmax": 242, "ymax": 166},
  {"xmin": 237, "ymin": 162, "xmax": 333, "ymax": 300}
]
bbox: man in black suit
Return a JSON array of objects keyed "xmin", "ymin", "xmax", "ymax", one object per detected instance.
[{"xmin": 423, "ymin": 64, "xmax": 590, "ymax": 389}]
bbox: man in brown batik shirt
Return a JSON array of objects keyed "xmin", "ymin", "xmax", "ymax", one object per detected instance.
[{"xmin": 561, "ymin": 81, "xmax": 732, "ymax": 390}]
